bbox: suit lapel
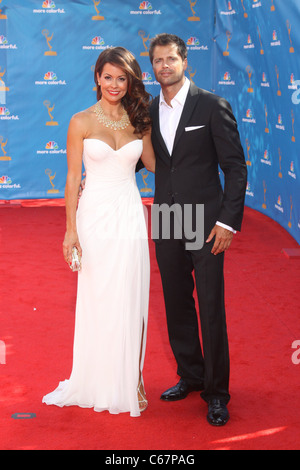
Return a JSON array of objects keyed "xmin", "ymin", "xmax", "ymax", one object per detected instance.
[
  {"xmin": 172, "ymin": 83, "xmax": 199, "ymax": 154},
  {"xmin": 151, "ymin": 83, "xmax": 200, "ymax": 160},
  {"xmin": 151, "ymin": 97, "xmax": 171, "ymax": 161}
]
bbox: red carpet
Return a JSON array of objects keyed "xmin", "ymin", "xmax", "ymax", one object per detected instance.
[{"xmin": 0, "ymin": 202, "xmax": 300, "ymax": 450}]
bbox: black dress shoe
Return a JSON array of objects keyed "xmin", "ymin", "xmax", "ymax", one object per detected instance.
[
  {"xmin": 160, "ymin": 378, "xmax": 203, "ymax": 401},
  {"xmin": 207, "ymin": 399, "xmax": 229, "ymax": 426}
]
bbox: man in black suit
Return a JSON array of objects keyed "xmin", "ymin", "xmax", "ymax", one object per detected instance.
[{"xmin": 149, "ymin": 34, "xmax": 247, "ymax": 426}]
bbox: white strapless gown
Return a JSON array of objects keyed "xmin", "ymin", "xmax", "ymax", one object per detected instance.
[{"xmin": 43, "ymin": 139, "xmax": 150, "ymax": 417}]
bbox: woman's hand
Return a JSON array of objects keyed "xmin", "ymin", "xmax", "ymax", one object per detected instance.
[{"xmin": 63, "ymin": 230, "xmax": 82, "ymax": 267}]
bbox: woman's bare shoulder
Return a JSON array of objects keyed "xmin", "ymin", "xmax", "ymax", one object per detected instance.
[{"xmin": 69, "ymin": 105, "xmax": 97, "ymax": 134}]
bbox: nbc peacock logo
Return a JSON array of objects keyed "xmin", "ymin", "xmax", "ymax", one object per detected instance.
[
  {"xmin": 140, "ymin": 1, "xmax": 152, "ymax": 10},
  {"xmin": 246, "ymin": 181, "xmax": 254, "ymax": 197},
  {"xmin": 43, "ymin": 0, "xmax": 55, "ymax": 8},
  {"xmin": 261, "ymin": 72, "xmax": 270, "ymax": 88},
  {"xmin": 0, "ymin": 106, "xmax": 9, "ymax": 116},
  {"xmin": 276, "ymin": 113, "xmax": 285, "ymax": 130},
  {"xmin": 92, "ymin": 36, "xmax": 105, "ymax": 46},
  {"xmin": 35, "ymin": 72, "xmax": 66, "ymax": 86},
  {"xmin": 142, "ymin": 71, "xmax": 159, "ymax": 86},
  {"xmin": 142, "ymin": 72, "xmax": 152, "ymax": 82},
  {"xmin": 220, "ymin": 1, "xmax": 236, "ymax": 15},
  {"xmin": 187, "ymin": 37, "xmax": 200, "ymax": 46},
  {"xmin": 130, "ymin": 1, "xmax": 161, "ymax": 15},
  {"xmin": 82, "ymin": 36, "xmax": 109, "ymax": 50},
  {"xmin": 45, "ymin": 71, "xmax": 57, "ymax": 81},
  {"xmin": 288, "ymin": 73, "xmax": 297, "ymax": 91},
  {"xmin": 0, "ymin": 106, "xmax": 19, "ymax": 121},
  {"xmin": 218, "ymin": 71, "xmax": 235, "ymax": 86},
  {"xmin": 37, "ymin": 141, "xmax": 66, "ymax": 155},
  {"xmin": 275, "ymin": 195, "xmax": 284, "ymax": 213},
  {"xmin": 288, "ymin": 161, "xmax": 296, "ymax": 180},
  {"xmin": 186, "ymin": 37, "xmax": 208, "ymax": 51},
  {"xmin": 271, "ymin": 29, "xmax": 281, "ymax": 46},
  {"xmin": 0, "ymin": 175, "xmax": 12, "ymax": 185},
  {"xmin": 33, "ymin": 0, "xmax": 65, "ymax": 14},
  {"xmin": 242, "ymin": 108, "xmax": 256, "ymax": 124},
  {"xmin": 46, "ymin": 141, "xmax": 59, "ymax": 150},
  {"xmin": 0, "ymin": 175, "xmax": 21, "ymax": 189},
  {"xmin": 0, "ymin": 35, "xmax": 7, "ymax": 45},
  {"xmin": 261, "ymin": 149, "xmax": 271, "ymax": 166},
  {"xmin": 244, "ymin": 34, "xmax": 255, "ymax": 49},
  {"xmin": 0, "ymin": 35, "xmax": 17, "ymax": 50}
]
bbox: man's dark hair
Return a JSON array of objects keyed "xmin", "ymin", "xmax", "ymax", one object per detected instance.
[{"xmin": 149, "ymin": 33, "xmax": 188, "ymax": 64}]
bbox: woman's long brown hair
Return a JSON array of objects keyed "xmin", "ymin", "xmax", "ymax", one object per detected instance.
[{"xmin": 94, "ymin": 47, "xmax": 152, "ymax": 136}]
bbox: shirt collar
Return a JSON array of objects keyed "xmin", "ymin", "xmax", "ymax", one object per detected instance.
[{"xmin": 159, "ymin": 77, "xmax": 190, "ymax": 108}]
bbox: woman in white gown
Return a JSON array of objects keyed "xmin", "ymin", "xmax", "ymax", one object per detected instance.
[{"xmin": 42, "ymin": 47, "xmax": 155, "ymax": 417}]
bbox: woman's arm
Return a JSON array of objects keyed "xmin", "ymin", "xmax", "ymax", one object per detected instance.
[
  {"xmin": 141, "ymin": 129, "xmax": 156, "ymax": 173},
  {"xmin": 63, "ymin": 114, "xmax": 85, "ymax": 266}
]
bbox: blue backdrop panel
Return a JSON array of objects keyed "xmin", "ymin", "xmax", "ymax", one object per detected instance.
[
  {"xmin": 0, "ymin": 0, "xmax": 299, "ymax": 244},
  {"xmin": 213, "ymin": 0, "xmax": 300, "ymax": 243},
  {"xmin": 0, "ymin": 0, "xmax": 213, "ymax": 201}
]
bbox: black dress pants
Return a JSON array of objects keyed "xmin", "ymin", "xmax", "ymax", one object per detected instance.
[{"xmin": 155, "ymin": 237, "xmax": 230, "ymax": 404}]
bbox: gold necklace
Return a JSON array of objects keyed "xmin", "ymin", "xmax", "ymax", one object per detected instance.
[{"xmin": 94, "ymin": 101, "xmax": 130, "ymax": 131}]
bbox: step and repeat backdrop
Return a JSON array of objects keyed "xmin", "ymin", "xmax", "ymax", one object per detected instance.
[{"xmin": 0, "ymin": 0, "xmax": 299, "ymax": 243}]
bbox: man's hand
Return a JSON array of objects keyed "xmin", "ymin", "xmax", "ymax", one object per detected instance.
[
  {"xmin": 78, "ymin": 172, "xmax": 86, "ymax": 198},
  {"xmin": 206, "ymin": 225, "xmax": 234, "ymax": 255}
]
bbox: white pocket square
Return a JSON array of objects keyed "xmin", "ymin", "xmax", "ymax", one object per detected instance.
[{"xmin": 185, "ymin": 125, "xmax": 205, "ymax": 132}]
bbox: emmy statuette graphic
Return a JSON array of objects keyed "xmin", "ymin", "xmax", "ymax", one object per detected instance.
[
  {"xmin": 246, "ymin": 66, "xmax": 253, "ymax": 93},
  {"xmin": 0, "ymin": 0, "xmax": 7, "ymax": 19},
  {"xmin": 187, "ymin": 66, "xmax": 196, "ymax": 84},
  {"xmin": 262, "ymin": 181, "xmax": 267, "ymax": 209},
  {"xmin": 44, "ymin": 100, "xmax": 58, "ymax": 126},
  {"xmin": 257, "ymin": 26, "xmax": 264, "ymax": 55},
  {"xmin": 288, "ymin": 196, "xmax": 293, "ymax": 228},
  {"xmin": 264, "ymin": 105, "xmax": 270, "ymax": 134},
  {"xmin": 0, "ymin": 136, "xmax": 11, "ymax": 161},
  {"xmin": 275, "ymin": 65, "xmax": 281, "ymax": 96},
  {"xmin": 286, "ymin": 20, "xmax": 294, "ymax": 53},
  {"xmin": 245, "ymin": 139, "xmax": 251, "ymax": 166},
  {"xmin": 139, "ymin": 30, "xmax": 150, "ymax": 57},
  {"xmin": 223, "ymin": 31, "xmax": 232, "ymax": 56},
  {"xmin": 187, "ymin": 0, "xmax": 200, "ymax": 21},
  {"xmin": 241, "ymin": 0, "xmax": 248, "ymax": 18},
  {"xmin": 45, "ymin": 169, "xmax": 60, "ymax": 194},
  {"xmin": 291, "ymin": 109, "xmax": 296, "ymax": 142},
  {"xmin": 42, "ymin": 30, "xmax": 57, "ymax": 56},
  {"xmin": 92, "ymin": 0, "xmax": 104, "ymax": 20},
  {"xmin": 278, "ymin": 148, "xmax": 282, "ymax": 178},
  {"xmin": 139, "ymin": 169, "xmax": 153, "ymax": 194}
]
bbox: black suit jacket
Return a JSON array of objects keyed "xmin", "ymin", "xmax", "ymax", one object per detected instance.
[{"xmin": 150, "ymin": 83, "xmax": 247, "ymax": 235}]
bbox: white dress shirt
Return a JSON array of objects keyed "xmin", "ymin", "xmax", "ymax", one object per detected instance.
[
  {"xmin": 158, "ymin": 77, "xmax": 235, "ymax": 234},
  {"xmin": 159, "ymin": 77, "xmax": 190, "ymax": 155}
]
